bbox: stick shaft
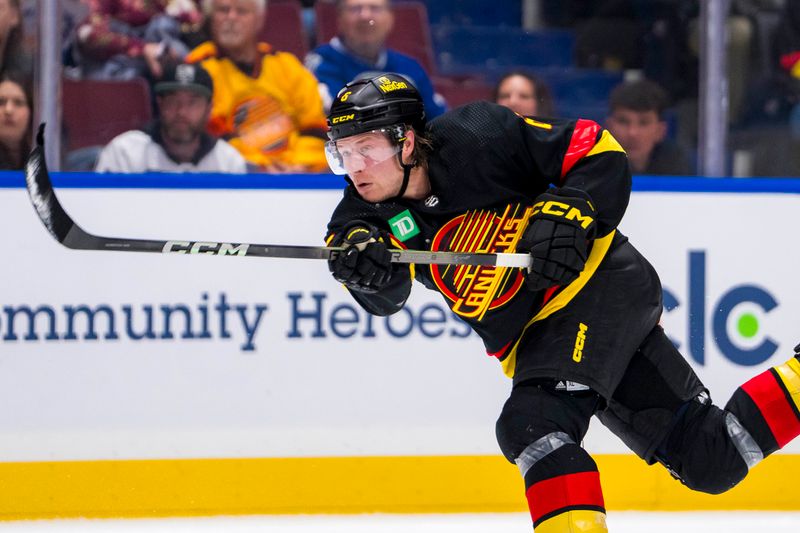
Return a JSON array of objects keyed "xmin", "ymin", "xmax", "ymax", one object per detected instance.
[
  {"xmin": 25, "ymin": 125, "xmax": 532, "ymax": 269},
  {"xmin": 63, "ymin": 228, "xmax": 531, "ymax": 267}
]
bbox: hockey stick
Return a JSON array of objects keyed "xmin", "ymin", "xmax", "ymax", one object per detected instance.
[{"xmin": 24, "ymin": 125, "xmax": 532, "ymax": 268}]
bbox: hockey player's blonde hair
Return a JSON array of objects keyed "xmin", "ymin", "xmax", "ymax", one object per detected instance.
[{"xmin": 409, "ymin": 126, "xmax": 433, "ymax": 168}]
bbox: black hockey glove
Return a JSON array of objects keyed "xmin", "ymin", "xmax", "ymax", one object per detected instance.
[
  {"xmin": 328, "ymin": 220, "xmax": 395, "ymax": 294},
  {"xmin": 519, "ymin": 187, "xmax": 598, "ymax": 291}
]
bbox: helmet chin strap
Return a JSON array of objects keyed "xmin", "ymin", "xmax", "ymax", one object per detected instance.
[
  {"xmin": 395, "ymin": 156, "xmax": 414, "ymax": 199},
  {"xmin": 392, "ymin": 128, "xmax": 416, "ymax": 199}
]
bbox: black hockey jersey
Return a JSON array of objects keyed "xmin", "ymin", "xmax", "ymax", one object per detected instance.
[{"xmin": 326, "ymin": 102, "xmax": 634, "ymax": 379}]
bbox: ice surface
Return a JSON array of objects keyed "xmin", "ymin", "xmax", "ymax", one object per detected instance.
[{"xmin": 0, "ymin": 512, "xmax": 798, "ymax": 532}]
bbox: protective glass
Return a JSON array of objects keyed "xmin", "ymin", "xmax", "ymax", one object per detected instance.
[{"xmin": 324, "ymin": 129, "xmax": 403, "ymax": 175}]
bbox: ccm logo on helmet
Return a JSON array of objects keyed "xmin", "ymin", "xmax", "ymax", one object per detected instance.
[
  {"xmin": 531, "ymin": 200, "xmax": 595, "ymax": 230},
  {"xmin": 331, "ymin": 114, "xmax": 355, "ymax": 124}
]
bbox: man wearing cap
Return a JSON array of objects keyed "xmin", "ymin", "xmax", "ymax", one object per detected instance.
[{"xmin": 95, "ymin": 62, "xmax": 247, "ymax": 173}]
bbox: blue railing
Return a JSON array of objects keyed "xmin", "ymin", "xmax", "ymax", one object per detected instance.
[{"xmin": 2, "ymin": 171, "xmax": 800, "ymax": 193}]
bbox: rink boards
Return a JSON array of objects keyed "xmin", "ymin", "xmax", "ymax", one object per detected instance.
[{"xmin": 0, "ymin": 173, "xmax": 799, "ymax": 518}]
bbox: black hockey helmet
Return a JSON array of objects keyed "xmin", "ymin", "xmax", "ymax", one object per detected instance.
[{"xmin": 327, "ymin": 73, "xmax": 426, "ymax": 141}]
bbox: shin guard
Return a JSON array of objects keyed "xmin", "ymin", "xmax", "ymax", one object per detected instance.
[
  {"xmin": 727, "ymin": 356, "xmax": 800, "ymax": 456},
  {"xmin": 518, "ymin": 436, "xmax": 607, "ymax": 532}
]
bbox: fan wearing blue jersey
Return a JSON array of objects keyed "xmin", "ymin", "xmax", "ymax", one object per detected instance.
[{"xmin": 304, "ymin": 0, "xmax": 446, "ymax": 118}]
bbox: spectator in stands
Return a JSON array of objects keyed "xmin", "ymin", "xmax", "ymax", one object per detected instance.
[
  {"xmin": 493, "ymin": 71, "xmax": 555, "ymax": 117},
  {"xmin": 605, "ymin": 79, "xmax": 692, "ymax": 175},
  {"xmin": 187, "ymin": 0, "xmax": 329, "ymax": 173},
  {"xmin": 0, "ymin": 69, "xmax": 31, "ymax": 170},
  {"xmin": 0, "ymin": 0, "xmax": 31, "ymax": 79},
  {"xmin": 775, "ymin": 0, "xmax": 800, "ymax": 138},
  {"xmin": 96, "ymin": 62, "xmax": 247, "ymax": 173},
  {"xmin": 304, "ymin": 0, "xmax": 446, "ymax": 117},
  {"xmin": 70, "ymin": 0, "xmax": 203, "ymax": 80}
]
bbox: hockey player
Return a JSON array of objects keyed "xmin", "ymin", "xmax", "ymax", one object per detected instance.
[{"xmin": 323, "ymin": 73, "xmax": 800, "ymax": 532}]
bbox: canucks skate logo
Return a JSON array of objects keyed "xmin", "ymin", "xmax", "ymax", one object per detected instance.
[{"xmin": 430, "ymin": 205, "xmax": 531, "ymax": 320}]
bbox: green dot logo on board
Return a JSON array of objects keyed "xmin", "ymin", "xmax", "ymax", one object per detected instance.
[{"xmin": 737, "ymin": 313, "xmax": 759, "ymax": 339}]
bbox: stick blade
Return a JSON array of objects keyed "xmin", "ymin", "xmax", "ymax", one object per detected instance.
[{"xmin": 24, "ymin": 124, "xmax": 79, "ymax": 245}]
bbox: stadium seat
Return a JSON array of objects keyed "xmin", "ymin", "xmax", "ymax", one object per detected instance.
[
  {"xmin": 386, "ymin": 1, "xmax": 437, "ymax": 74},
  {"xmin": 412, "ymin": 0, "xmax": 522, "ymax": 27},
  {"xmin": 314, "ymin": 0, "xmax": 437, "ymax": 74},
  {"xmin": 432, "ymin": 67, "xmax": 621, "ymax": 123},
  {"xmin": 433, "ymin": 76, "xmax": 494, "ymax": 109},
  {"xmin": 314, "ymin": 1, "xmax": 337, "ymax": 46},
  {"xmin": 535, "ymin": 68, "xmax": 623, "ymax": 107},
  {"xmin": 534, "ymin": 68, "xmax": 623, "ymax": 123},
  {"xmin": 259, "ymin": 0, "xmax": 309, "ymax": 59},
  {"xmin": 61, "ymin": 77, "xmax": 152, "ymax": 152},
  {"xmin": 433, "ymin": 26, "xmax": 575, "ymax": 74}
]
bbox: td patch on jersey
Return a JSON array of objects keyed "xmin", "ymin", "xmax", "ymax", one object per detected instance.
[
  {"xmin": 430, "ymin": 204, "xmax": 532, "ymax": 320},
  {"xmin": 388, "ymin": 209, "xmax": 420, "ymax": 241}
]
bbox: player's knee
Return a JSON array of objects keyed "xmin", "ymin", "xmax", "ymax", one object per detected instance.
[
  {"xmin": 495, "ymin": 399, "xmax": 539, "ymax": 463},
  {"xmin": 674, "ymin": 452, "xmax": 748, "ymax": 495},
  {"xmin": 496, "ymin": 381, "xmax": 596, "ymax": 464},
  {"xmin": 656, "ymin": 401, "xmax": 753, "ymax": 495},
  {"xmin": 496, "ymin": 386, "xmax": 562, "ymax": 462}
]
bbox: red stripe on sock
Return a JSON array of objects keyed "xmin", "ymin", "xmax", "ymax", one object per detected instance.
[
  {"xmin": 525, "ymin": 471, "xmax": 604, "ymax": 524},
  {"xmin": 741, "ymin": 369, "xmax": 800, "ymax": 448}
]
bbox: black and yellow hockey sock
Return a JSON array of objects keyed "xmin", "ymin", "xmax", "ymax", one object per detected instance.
[{"xmin": 727, "ymin": 352, "xmax": 800, "ymax": 455}]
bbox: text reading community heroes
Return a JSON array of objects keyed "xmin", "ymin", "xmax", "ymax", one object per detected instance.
[{"xmin": 0, "ymin": 292, "xmax": 473, "ymax": 352}]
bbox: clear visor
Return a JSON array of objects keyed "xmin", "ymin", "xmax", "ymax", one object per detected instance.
[{"xmin": 325, "ymin": 129, "xmax": 403, "ymax": 175}]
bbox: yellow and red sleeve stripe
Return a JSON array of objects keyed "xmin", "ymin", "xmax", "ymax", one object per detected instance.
[
  {"xmin": 559, "ymin": 119, "xmax": 601, "ymax": 179},
  {"xmin": 559, "ymin": 120, "xmax": 626, "ymax": 182}
]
